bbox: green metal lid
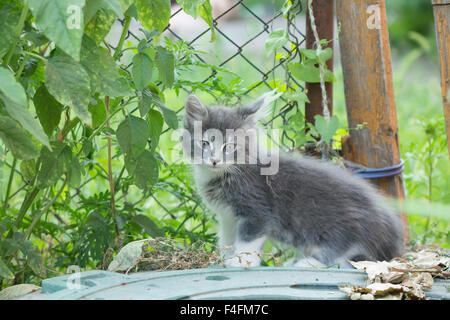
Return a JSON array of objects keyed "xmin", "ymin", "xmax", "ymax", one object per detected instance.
[{"xmin": 33, "ymin": 267, "xmax": 450, "ymax": 300}]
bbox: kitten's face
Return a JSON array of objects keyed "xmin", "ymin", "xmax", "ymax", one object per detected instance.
[{"xmin": 183, "ymin": 95, "xmax": 265, "ymax": 171}]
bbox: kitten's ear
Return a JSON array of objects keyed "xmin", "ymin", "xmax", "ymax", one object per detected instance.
[
  {"xmin": 184, "ymin": 94, "xmax": 208, "ymax": 123},
  {"xmin": 239, "ymin": 90, "xmax": 281, "ymax": 125}
]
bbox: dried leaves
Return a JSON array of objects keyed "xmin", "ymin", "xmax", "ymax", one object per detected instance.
[{"xmin": 340, "ymin": 246, "xmax": 450, "ymax": 300}]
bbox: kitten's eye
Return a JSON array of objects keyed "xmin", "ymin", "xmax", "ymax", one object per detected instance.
[
  {"xmin": 223, "ymin": 143, "xmax": 237, "ymax": 154},
  {"xmin": 201, "ymin": 140, "xmax": 210, "ymax": 148}
]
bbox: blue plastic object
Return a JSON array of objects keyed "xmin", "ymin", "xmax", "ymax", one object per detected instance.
[
  {"xmin": 34, "ymin": 267, "xmax": 450, "ymax": 300},
  {"xmin": 352, "ymin": 159, "xmax": 405, "ymax": 179}
]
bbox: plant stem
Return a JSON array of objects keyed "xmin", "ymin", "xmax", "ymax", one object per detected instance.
[
  {"xmin": 113, "ymin": 15, "xmax": 132, "ymax": 61},
  {"xmin": 113, "ymin": 165, "xmax": 126, "ymax": 193},
  {"xmin": 11, "ymin": 186, "xmax": 39, "ymax": 234},
  {"xmin": 25, "ymin": 178, "xmax": 67, "ymax": 239},
  {"xmin": 22, "ymin": 51, "xmax": 47, "ymax": 63},
  {"xmin": 3, "ymin": 0, "xmax": 29, "ymax": 66},
  {"xmin": 15, "ymin": 55, "xmax": 29, "ymax": 80},
  {"xmin": 422, "ymin": 139, "xmax": 434, "ymax": 244},
  {"xmin": 105, "ymin": 96, "xmax": 119, "ymax": 236},
  {"xmin": 3, "ymin": 158, "xmax": 17, "ymax": 211}
]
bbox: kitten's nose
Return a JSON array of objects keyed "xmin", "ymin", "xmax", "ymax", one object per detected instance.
[{"xmin": 212, "ymin": 159, "xmax": 221, "ymax": 167}]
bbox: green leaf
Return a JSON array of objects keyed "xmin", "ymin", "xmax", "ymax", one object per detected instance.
[
  {"xmin": 33, "ymin": 86, "xmax": 63, "ymax": 137},
  {"xmin": 0, "ymin": 7, "xmax": 19, "ymax": 59},
  {"xmin": 84, "ymin": 0, "xmax": 121, "ymax": 23},
  {"xmin": 84, "ymin": 7, "xmax": 117, "ymax": 44},
  {"xmin": 284, "ymin": 90, "xmax": 310, "ymax": 104},
  {"xmin": 288, "ymin": 61, "xmax": 335, "ymax": 83},
  {"xmin": 131, "ymin": 214, "xmax": 164, "ymax": 236},
  {"xmin": 124, "ymin": 3, "xmax": 138, "ymax": 18},
  {"xmin": 158, "ymin": 104, "xmax": 178, "ymax": 130},
  {"xmin": 29, "ymin": 0, "xmax": 86, "ymax": 61},
  {"xmin": 45, "ymin": 56, "xmax": 92, "ymax": 125},
  {"xmin": 18, "ymin": 238, "xmax": 45, "ymax": 276},
  {"xmin": 80, "ymin": 36, "xmax": 133, "ymax": 97},
  {"xmin": 24, "ymin": 32, "xmax": 49, "ymax": 47},
  {"xmin": 132, "ymin": 52, "xmax": 154, "ymax": 91},
  {"xmin": 314, "ymin": 115, "xmax": 340, "ymax": 144},
  {"xmin": 155, "ymin": 46, "xmax": 175, "ymax": 88},
  {"xmin": 177, "ymin": 0, "xmax": 215, "ymax": 42},
  {"xmin": 317, "ymin": 47, "xmax": 333, "ymax": 64},
  {"xmin": 176, "ymin": 0, "xmax": 205, "ymax": 16},
  {"xmin": 120, "ymin": 0, "xmax": 134, "ymax": 13},
  {"xmin": 0, "ymin": 116, "xmax": 40, "ymax": 160},
  {"xmin": 0, "ymin": 67, "xmax": 50, "ymax": 149},
  {"xmin": 143, "ymin": 87, "xmax": 178, "ymax": 129},
  {"xmin": 135, "ymin": 0, "xmax": 171, "ymax": 33},
  {"xmin": 133, "ymin": 150, "xmax": 159, "ymax": 190},
  {"xmin": 300, "ymin": 48, "xmax": 318, "ymax": 60},
  {"xmin": 116, "ymin": 115, "xmax": 149, "ymax": 158},
  {"xmin": 20, "ymin": 159, "xmax": 36, "ymax": 182},
  {"xmin": 36, "ymin": 141, "xmax": 73, "ymax": 188},
  {"xmin": 148, "ymin": 109, "xmax": 163, "ymax": 151},
  {"xmin": 198, "ymin": 1, "xmax": 215, "ymax": 41},
  {"xmin": 0, "ymin": 284, "xmax": 41, "ymax": 300},
  {"xmin": 68, "ymin": 154, "xmax": 81, "ymax": 187},
  {"xmin": 265, "ymin": 29, "xmax": 288, "ymax": 53},
  {"xmin": 88, "ymin": 99, "xmax": 106, "ymax": 128},
  {"xmin": 138, "ymin": 89, "xmax": 152, "ymax": 117},
  {"xmin": 0, "ymin": 257, "xmax": 14, "ymax": 280}
]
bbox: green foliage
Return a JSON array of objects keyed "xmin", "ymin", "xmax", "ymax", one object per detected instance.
[
  {"xmin": 386, "ymin": 0, "xmax": 435, "ymax": 50},
  {"xmin": 29, "ymin": 0, "xmax": 86, "ymax": 61},
  {"xmin": 0, "ymin": 0, "xmax": 218, "ymax": 287},
  {"xmin": 132, "ymin": 52, "xmax": 153, "ymax": 91},
  {"xmin": 288, "ymin": 48, "xmax": 335, "ymax": 83},
  {"xmin": 403, "ymin": 116, "xmax": 449, "ymax": 247},
  {"xmin": 313, "ymin": 115, "xmax": 339, "ymax": 144},
  {"xmin": 45, "ymin": 55, "xmax": 92, "ymax": 124},
  {"xmin": 176, "ymin": 0, "xmax": 216, "ymax": 41},
  {"xmin": 265, "ymin": 29, "xmax": 288, "ymax": 54},
  {"xmin": 0, "ymin": 116, "xmax": 39, "ymax": 160},
  {"xmin": 135, "ymin": 0, "xmax": 171, "ymax": 33},
  {"xmin": 33, "ymin": 86, "xmax": 63, "ymax": 137},
  {"xmin": 0, "ymin": 67, "xmax": 50, "ymax": 149}
]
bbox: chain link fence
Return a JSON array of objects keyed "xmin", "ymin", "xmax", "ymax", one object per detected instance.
[
  {"xmin": 108, "ymin": 1, "xmax": 307, "ymax": 234},
  {"xmin": 65, "ymin": 1, "xmax": 310, "ymax": 245}
]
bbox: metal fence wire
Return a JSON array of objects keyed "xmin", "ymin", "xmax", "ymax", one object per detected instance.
[{"xmin": 116, "ymin": 0, "xmax": 306, "ymax": 148}]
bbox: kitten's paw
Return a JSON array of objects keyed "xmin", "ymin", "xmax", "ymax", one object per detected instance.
[
  {"xmin": 225, "ymin": 253, "xmax": 261, "ymax": 268},
  {"xmin": 290, "ymin": 257, "xmax": 325, "ymax": 268}
]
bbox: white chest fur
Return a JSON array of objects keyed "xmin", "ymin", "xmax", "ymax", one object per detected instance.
[{"xmin": 193, "ymin": 166, "xmax": 237, "ymax": 256}]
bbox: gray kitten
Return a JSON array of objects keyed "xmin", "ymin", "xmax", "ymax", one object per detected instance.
[{"xmin": 183, "ymin": 94, "xmax": 404, "ymax": 268}]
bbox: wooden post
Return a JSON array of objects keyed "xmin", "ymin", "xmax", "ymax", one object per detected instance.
[
  {"xmin": 336, "ymin": 0, "xmax": 409, "ymax": 240},
  {"xmin": 305, "ymin": 0, "xmax": 334, "ymax": 124},
  {"xmin": 432, "ymin": 0, "xmax": 450, "ymax": 158}
]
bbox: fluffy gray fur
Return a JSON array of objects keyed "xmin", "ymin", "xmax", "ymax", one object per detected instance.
[{"xmin": 183, "ymin": 94, "xmax": 404, "ymax": 268}]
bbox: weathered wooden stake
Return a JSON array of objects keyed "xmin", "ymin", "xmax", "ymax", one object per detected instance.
[
  {"xmin": 432, "ymin": 0, "xmax": 450, "ymax": 158},
  {"xmin": 305, "ymin": 0, "xmax": 334, "ymax": 124},
  {"xmin": 336, "ymin": 0, "xmax": 409, "ymax": 241}
]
